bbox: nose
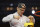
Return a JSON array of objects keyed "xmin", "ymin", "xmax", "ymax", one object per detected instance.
[
  {"xmin": 21, "ymin": 10, "xmax": 25, "ymax": 13},
  {"xmin": 22, "ymin": 9, "xmax": 25, "ymax": 11}
]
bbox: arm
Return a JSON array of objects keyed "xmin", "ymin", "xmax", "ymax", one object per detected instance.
[
  {"xmin": 2, "ymin": 14, "xmax": 12, "ymax": 22},
  {"xmin": 26, "ymin": 17, "xmax": 30, "ymax": 23},
  {"xmin": 32, "ymin": 17, "xmax": 35, "ymax": 24},
  {"xmin": 28, "ymin": 15, "xmax": 35, "ymax": 24}
]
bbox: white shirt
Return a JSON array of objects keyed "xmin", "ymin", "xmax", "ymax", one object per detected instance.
[{"xmin": 2, "ymin": 12, "xmax": 30, "ymax": 27}]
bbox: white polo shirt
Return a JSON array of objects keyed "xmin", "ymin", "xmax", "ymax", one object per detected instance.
[{"xmin": 2, "ymin": 12, "xmax": 30, "ymax": 27}]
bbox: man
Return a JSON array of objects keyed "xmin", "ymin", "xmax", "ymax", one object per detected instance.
[
  {"xmin": 2, "ymin": 3, "xmax": 30, "ymax": 27},
  {"xmin": 2, "ymin": 3, "xmax": 35, "ymax": 27},
  {"xmin": 28, "ymin": 15, "xmax": 35, "ymax": 27}
]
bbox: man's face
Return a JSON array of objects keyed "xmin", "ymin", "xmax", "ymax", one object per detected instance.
[
  {"xmin": 17, "ymin": 4, "xmax": 26, "ymax": 15},
  {"xmin": 19, "ymin": 7, "xmax": 26, "ymax": 14}
]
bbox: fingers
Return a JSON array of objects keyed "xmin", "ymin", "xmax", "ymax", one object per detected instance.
[{"xmin": 14, "ymin": 15, "xmax": 20, "ymax": 20}]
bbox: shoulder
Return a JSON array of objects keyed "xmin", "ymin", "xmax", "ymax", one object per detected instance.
[
  {"xmin": 8, "ymin": 12, "xmax": 18, "ymax": 18},
  {"xmin": 23, "ymin": 15, "xmax": 28, "ymax": 18},
  {"xmin": 7, "ymin": 14, "xmax": 13, "ymax": 17},
  {"xmin": 7, "ymin": 12, "xmax": 17, "ymax": 16},
  {"xmin": 23, "ymin": 15, "xmax": 30, "ymax": 22},
  {"xmin": 23, "ymin": 15, "xmax": 30, "ymax": 20}
]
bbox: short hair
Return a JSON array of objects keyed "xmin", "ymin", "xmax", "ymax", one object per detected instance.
[{"xmin": 18, "ymin": 3, "xmax": 26, "ymax": 8}]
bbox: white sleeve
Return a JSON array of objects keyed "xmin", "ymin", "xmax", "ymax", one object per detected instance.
[
  {"xmin": 2, "ymin": 14, "xmax": 13, "ymax": 22},
  {"xmin": 30, "ymin": 16, "xmax": 35, "ymax": 23},
  {"xmin": 33, "ymin": 18, "xmax": 35, "ymax": 24},
  {"xmin": 31, "ymin": 16, "xmax": 35, "ymax": 23},
  {"xmin": 26, "ymin": 17, "xmax": 30, "ymax": 23}
]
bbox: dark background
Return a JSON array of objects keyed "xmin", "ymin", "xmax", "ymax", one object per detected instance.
[{"xmin": 0, "ymin": 0, "xmax": 40, "ymax": 27}]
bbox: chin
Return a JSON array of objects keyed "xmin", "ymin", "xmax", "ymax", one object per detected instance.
[{"xmin": 21, "ymin": 13, "xmax": 23, "ymax": 15}]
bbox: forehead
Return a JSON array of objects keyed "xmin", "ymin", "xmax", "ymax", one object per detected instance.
[
  {"xmin": 21, "ymin": 4, "xmax": 26, "ymax": 7},
  {"xmin": 21, "ymin": 4, "xmax": 25, "ymax": 6},
  {"xmin": 18, "ymin": 3, "xmax": 26, "ymax": 8},
  {"xmin": 19, "ymin": 4, "xmax": 26, "ymax": 9}
]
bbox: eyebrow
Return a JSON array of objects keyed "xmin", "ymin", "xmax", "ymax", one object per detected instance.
[
  {"xmin": 23, "ymin": 8, "xmax": 26, "ymax": 9},
  {"xmin": 20, "ymin": 9, "xmax": 24, "ymax": 11}
]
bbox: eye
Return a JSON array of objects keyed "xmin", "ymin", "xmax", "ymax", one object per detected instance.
[
  {"xmin": 22, "ymin": 8, "xmax": 26, "ymax": 9},
  {"xmin": 23, "ymin": 8, "xmax": 25, "ymax": 9}
]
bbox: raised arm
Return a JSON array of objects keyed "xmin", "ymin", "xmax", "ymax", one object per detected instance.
[
  {"xmin": 28, "ymin": 15, "xmax": 35, "ymax": 24},
  {"xmin": 2, "ymin": 14, "xmax": 13, "ymax": 22}
]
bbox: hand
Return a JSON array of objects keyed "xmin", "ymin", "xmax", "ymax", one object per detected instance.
[
  {"xmin": 28, "ymin": 15, "xmax": 34, "ymax": 20},
  {"xmin": 14, "ymin": 15, "xmax": 20, "ymax": 20},
  {"xmin": 28, "ymin": 15, "xmax": 34, "ymax": 22}
]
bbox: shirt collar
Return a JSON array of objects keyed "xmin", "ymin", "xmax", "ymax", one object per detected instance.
[{"xmin": 16, "ymin": 12, "xmax": 23, "ymax": 17}]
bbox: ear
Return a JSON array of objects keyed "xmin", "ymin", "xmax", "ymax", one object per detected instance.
[{"xmin": 17, "ymin": 7, "xmax": 19, "ymax": 11}]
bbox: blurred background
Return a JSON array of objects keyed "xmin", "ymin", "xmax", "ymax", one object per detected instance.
[{"xmin": 0, "ymin": 0, "xmax": 40, "ymax": 27}]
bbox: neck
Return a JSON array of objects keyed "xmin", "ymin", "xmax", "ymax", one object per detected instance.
[
  {"xmin": 17, "ymin": 11, "xmax": 22, "ymax": 17},
  {"xmin": 20, "ymin": 14, "xmax": 22, "ymax": 17}
]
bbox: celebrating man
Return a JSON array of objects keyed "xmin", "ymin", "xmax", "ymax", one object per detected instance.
[{"xmin": 2, "ymin": 3, "xmax": 35, "ymax": 27}]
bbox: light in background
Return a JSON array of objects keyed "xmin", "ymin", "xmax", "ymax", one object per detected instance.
[
  {"xmin": 6, "ymin": 7, "xmax": 13, "ymax": 11},
  {"xmin": 6, "ymin": 7, "xmax": 10, "ymax": 11},
  {"xmin": 32, "ymin": 7, "xmax": 35, "ymax": 14},
  {"xmin": 32, "ymin": 7, "xmax": 34, "ymax": 10},
  {"xmin": 35, "ymin": 7, "xmax": 37, "ymax": 10},
  {"xmin": 10, "ymin": 3, "xmax": 13, "ymax": 6},
  {"xmin": 10, "ymin": 7, "xmax": 13, "ymax": 10},
  {"xmin": 32, "ymin": 10, "xmax": 35, "ymax": 14}
]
